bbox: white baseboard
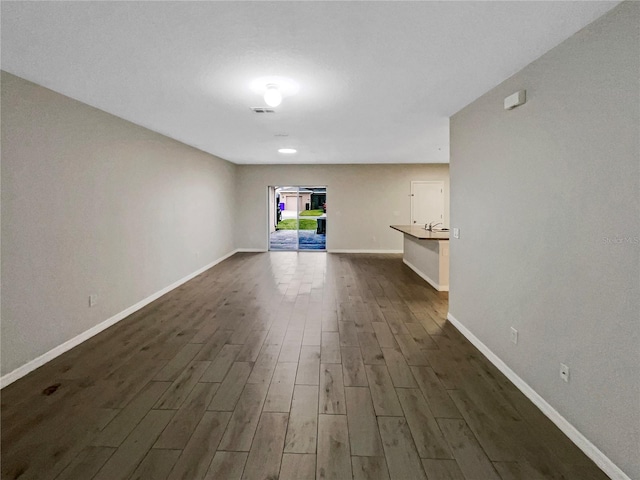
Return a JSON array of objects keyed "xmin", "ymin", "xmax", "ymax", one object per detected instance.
[
  {"xmin": 403, "ymin": 258, "xmax": 449, "ymax": 292},
  {"xmin": 446, "ymin": 312, "xmax": 631, "ymax": 480},
  {"xmin": 228, "ymin": 248, "xmax": 403, "ymax": 254},
  {"xmin": 328, "ymin": 249, "xmax": 403, "ymax": 254},
  {"xmin": 0, "ymin": 249, "xmax": 240, "ymax": 389}
]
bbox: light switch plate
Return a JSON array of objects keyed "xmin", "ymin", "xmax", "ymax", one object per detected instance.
[
  {"xmin": 453, "ymin": 228, "xmax": 460, "ymax": 239},
  {"xmin": 510, "ymin": 327, "xmax": 518, "ymax": 344}
]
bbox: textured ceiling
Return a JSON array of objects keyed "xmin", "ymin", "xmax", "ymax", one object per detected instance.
[{"xmin": 1, "ymin": 1, "xmax": 619, "ymax": 165}]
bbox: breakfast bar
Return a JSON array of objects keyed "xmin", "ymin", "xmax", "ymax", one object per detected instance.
[{"xmin": 390, "ymin": 225, "xmax": 449, "ymax": 291}]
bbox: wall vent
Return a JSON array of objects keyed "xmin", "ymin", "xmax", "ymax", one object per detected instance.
[{"xmin": 250, "ymin": 107, "xmax": 275, "ymax": 114}]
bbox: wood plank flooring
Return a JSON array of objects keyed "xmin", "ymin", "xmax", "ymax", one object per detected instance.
[{"xmin": 1, "ymin": 252, "xmax": 609, "ymax": 480}]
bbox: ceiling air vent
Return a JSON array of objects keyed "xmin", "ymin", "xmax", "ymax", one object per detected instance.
[{"xmin": 250, "ymin": 107, "xmax": 275, "ymax": 114}]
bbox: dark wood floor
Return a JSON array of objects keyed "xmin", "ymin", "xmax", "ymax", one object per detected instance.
[{"xmin": 1, "ymin": 252, "xmax": 609, "ymax": 480}]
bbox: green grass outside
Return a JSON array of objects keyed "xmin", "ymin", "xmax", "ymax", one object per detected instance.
[
  {"xmin": 299, "ymin": 209, "xmax": 324, "ymax": 216},
  {"xmin": 277, "ymin": 219, "xmax": 318, "ymax": 230}
]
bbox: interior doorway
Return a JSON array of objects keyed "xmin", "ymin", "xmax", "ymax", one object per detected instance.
[
  {"xmin": 411, "ymin": 181, "xmax": 444, "ymax": 227},
  {"xmin": 268, "ymin": 185, "xmax": 327, "ymax": 251}
]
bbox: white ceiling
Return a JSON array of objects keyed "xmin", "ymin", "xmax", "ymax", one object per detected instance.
[{"xmin": 1, "ymin": 1, "xmax": 619, "ymax": 165}]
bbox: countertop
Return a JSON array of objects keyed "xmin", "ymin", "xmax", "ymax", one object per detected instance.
[{"xmin": 390, "ymin": 225, "xmax": 450, "ymax": 240}]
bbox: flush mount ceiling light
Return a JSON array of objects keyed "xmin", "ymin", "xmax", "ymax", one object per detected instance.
[
  {"xmin": 278, "ymin": 148, "xmax": 297, "ymax": 154},
  {"xmin": 264, "ymin": 84, "xmax": 282, "ymax": 107},
  {"xmin": 250, "ymin": 76, "xmax": 300, "ymax": 108}
]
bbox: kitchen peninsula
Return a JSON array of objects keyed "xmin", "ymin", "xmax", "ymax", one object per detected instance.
[{"xmin": 390, "ymin": 225, "xmax": 449, "ymax": 291}]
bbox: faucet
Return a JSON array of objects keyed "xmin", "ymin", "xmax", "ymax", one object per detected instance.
[{"xmin": 425, "ymin": 221, "xmax": 442, "ymax": 231}]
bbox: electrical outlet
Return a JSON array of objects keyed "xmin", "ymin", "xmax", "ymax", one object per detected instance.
[
  {"xmin": 89, "ymin": 294, "xmax": 98, "ymax": 307},
  {"xmin": 560, "ymin": 363, "xmax": 570, "ymax": 382},
  {"xmin": 510, "ymin": 327, "xmax": 518, "ymax": 344},
  {"xmin": 453, "ymin": 227, "xmax": 460, "ymax": 239}
]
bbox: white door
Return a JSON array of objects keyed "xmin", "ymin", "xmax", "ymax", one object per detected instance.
[{"xmin": 411, "ymin": 181, "xmax": 444, "ymax": 226}]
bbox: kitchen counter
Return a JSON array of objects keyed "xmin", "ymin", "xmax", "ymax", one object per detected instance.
[
  {"xmin": 390, "ymin": 225, "xmax": 449, "ymax": 291},
  {"xmin": 390, "ymin": 225, "xmax": 449, "ymax": 240}
]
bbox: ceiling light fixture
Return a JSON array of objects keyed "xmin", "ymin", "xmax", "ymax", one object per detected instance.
[
  {"xmin": 264, "ymin": 84, "xmax": 282, "ymax": 107},
  {"xmin": 278, "ymin": 148, "xmax": 297, "ymax": 154},
  {"xmin": 250, "ymin": 77, "xmax": 299, "ymax": 107}
]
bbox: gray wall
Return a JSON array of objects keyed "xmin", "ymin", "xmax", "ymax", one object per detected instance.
[
  {"xmin": 449, "ymin": 3, "xmax": 639, "ymax": 478},
  {"xmin": 236, "ymin": 163, "xmax": 449, "ymax": 252},
  {"xmin": 1, "ymin": 72, "xmax": 237, "ymax": 376}
]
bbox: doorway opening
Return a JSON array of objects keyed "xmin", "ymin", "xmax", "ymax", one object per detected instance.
[{"xmin": 268, "ymin": 186, "xmax": 326, "ymax": 251}]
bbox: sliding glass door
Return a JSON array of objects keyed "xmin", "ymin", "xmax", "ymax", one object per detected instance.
[{"xmin": 269, "ymin": 185, "xmax": 326, "ymax": 251}]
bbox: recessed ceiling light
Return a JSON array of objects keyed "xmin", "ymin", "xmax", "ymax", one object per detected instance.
[{"xmin": 278, "ymin": 148, "xmax": 297, "ymax": 154}]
